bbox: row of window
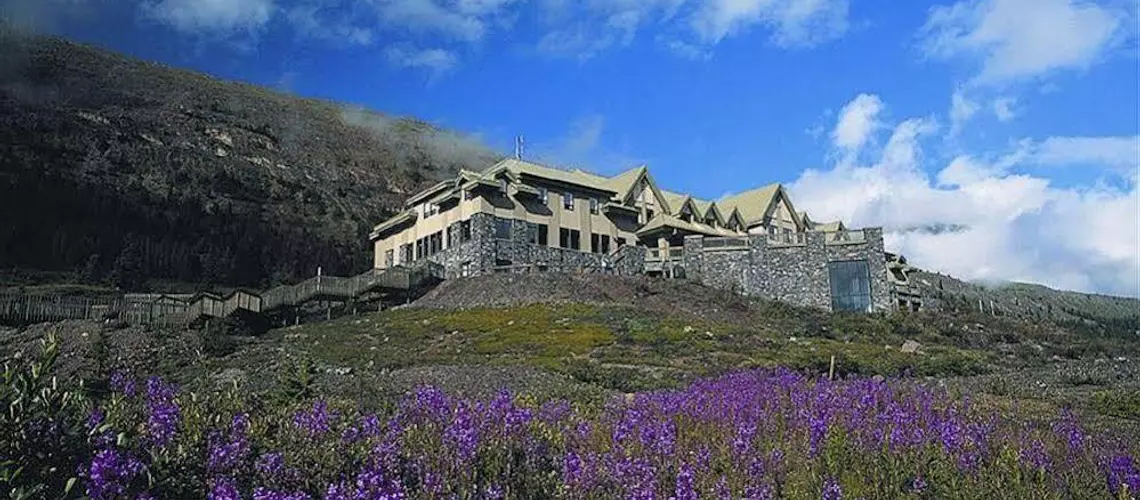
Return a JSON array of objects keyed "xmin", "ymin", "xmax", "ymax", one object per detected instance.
[
  {"xmin": 389, "ymin": 220, "xmax": 474, "ymax": 266},
  {"xmin": 535, "ymin": 187, "xmax": 600, "ymax": 214},
  {"xmin": 496, "ymin": 218, "xmax": 623, "ymax": 253}
]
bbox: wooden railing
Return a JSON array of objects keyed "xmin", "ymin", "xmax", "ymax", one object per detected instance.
[{"xmin": 0, "ymin": 263, "xmax": 445, "ymax": 327}]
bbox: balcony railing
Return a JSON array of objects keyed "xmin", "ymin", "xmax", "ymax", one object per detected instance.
[
  {"xmin": 646, "ymin": 248, "xmax": 684, "ymax": 262},
  {"xmin": 704, "ymin": 237, "xmax": 750, "ymax": 250},
  {"xmin": 823, "ymin": 230, "xmax": 866, "ymax": 245},
  {"xmin": 766, "ymin": 232, "xmax": 807, "ymax": 246}
]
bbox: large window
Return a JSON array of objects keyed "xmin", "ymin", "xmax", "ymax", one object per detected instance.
[
  {"xmin": 829, "ymin": 260, "xmax": 872, "ymax": 312},
  {"xmin": 528, "ymin": 223, "xmax": 548, "ymax": 246},
  {"xmin": 559, "ymin": 228, "xmax": 580, "ymax": 250},
  {"xmin": 590, "ymin": 233, "xmax": 611, "ymax": 254},
  {"xmin": 494, "ymin": 218, "xmax": 512, "ymax": 239},
  {"xmin": 384, "ymin": 250, "xmax": 394, "ymax": 267},
  {"xmin": 460, "ymin": 220, "xmax": 472, "ymax": 242}
]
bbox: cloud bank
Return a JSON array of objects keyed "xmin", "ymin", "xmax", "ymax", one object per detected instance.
[{"xmin": 791, "ymin": 93, "xmax": 1139, "ymax": 297}]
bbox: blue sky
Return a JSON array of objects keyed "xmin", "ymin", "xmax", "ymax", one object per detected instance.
[{"xmin": 6, "ymin": 0, "xmax": 1140, "ymax": 296}]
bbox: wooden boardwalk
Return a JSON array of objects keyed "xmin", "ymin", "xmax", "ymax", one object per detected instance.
[{"xmin": 0, "ymin": 263, "xmax": 444, "ymax": 327}]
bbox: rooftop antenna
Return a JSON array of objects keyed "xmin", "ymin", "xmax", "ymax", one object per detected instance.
[{"xmin": 514, "ymin": 135, "xmax": 524, "ymax": 160}]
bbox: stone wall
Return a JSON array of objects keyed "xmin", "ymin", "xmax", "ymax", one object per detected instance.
[
  {"xmin": 425, "ymin": 213, "xmax": 645, "ymax": 278},
  {"xmin": 682, "ymin": 228, "xmax": 895, "ymax": 312}
]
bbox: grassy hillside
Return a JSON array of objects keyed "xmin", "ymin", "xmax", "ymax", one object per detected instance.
[
  {"xmin": 4, "ymin": 274, "xmax": 1136, "ymax": 432},
  {"xmin": 0, "ymin": 34, "xmax": 500, "ymax": 290}
]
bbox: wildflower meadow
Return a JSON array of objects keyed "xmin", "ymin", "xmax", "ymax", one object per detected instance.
[{"xmin": 3, "ymin": 336, "xmax": 1138, "ymax": 499}]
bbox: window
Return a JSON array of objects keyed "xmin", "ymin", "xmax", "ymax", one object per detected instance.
[
  {"xmin": 384, "ymin": 250, "xmax": 394, "ymax": 267},
  {"xmin": 537, "ymin": 224, "xmax": 548, "ymax": 246},
  {"xmin": 768, "ymin": 226, "xmax": 778, "ymax": 236},
  {"xmin": 463, "ymin": 190, "xmax": 473, "ymax": 200},
  {"xmin": 527, "ymin": 223, "xmax": 539, "ymax": 244},
  {"xmin": 446, "ymin": 227, "xmax": 453, "ymax": 248},
  {"xmin": 538, "ymin": 187, "xmax": 548, "ymax": 205},
  {"xmin": 460, "ymin": 220, "xmax": 472, "ymax": 242},
  {"xmin": 415, "ymin": 239, "xmax": 423, "ymax": 260},
  {"xmin": 429, "ymin": 232, "xmax": 442, "ymax": 255},
  {"xmin": 829, "ymin": 260, "xmax": 872, "ymax": 313},
  {"xmin": 589, "ymin": 234, "xmax": 611, "ymax": 253},
  {"xmin": 494, "ymin": 218, "xmax": 512, "ymax": 239},
  {"xmin": 460, "ymin": 261, "xmax": 472, "ymax": 277},
  {"xmin": 399, "ymin": 244, "xmax": 412, "ymax": 264},
  {"xmin": 564, "ymin": 192, "xmax": 575, "ymax": 210},
  {"xmin": 426, "ymin": 203, "xmax": 439, "ymax": 217},
  {"xmin": 559, "ymin": 228, "xmax": 580, "ymax": 250},
  {"xmin": 589, "ymin": 198, "xmax": 599, "ymax": 214}
]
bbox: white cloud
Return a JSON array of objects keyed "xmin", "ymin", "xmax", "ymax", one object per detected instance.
[
  {"xmin": 534, "ymin": 0, "xmax": 850, "ymax": 60},
  {"xmin": 992, "ymin": 96, "xmax": 1016, "ymax": 121},
  {"xmin": 385, "ymin": 46, "xmax": 459, "ymax": 74},
  {"xmin": 792, "ymin": 94, "xmax": 1139, "ymax": 297},
  {"xmin": 691, "ymin": 0, "xmax": 849, "ymax": 47},
  {"xmin": 918, "ymin": 0, "xmax": 1131, "ymax": 84},
  {"xmin": 832, "ymin": 93, "xmax": 884, "ymax": 156},
  {"xmin": 949, "ymin": 87, "xmax": 980, "ymax": 134},
  {"xmin": 140, "ymin": 0, "xmax": 275, "ymax": 34},
  {"xmin": 1029, "ymin": 136, "xmax": 1140, "ymax": 175}
]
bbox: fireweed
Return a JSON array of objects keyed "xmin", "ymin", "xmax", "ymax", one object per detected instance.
[{"xmin": 18, "ymin": 369, "xmax": 1138, "ymax": 499}]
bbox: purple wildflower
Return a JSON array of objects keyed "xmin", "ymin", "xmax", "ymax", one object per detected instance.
[
  {"xmin": 293, "ymin": 400, "xmax": 337, "ymax": 438},
  {"xmin": 144, "ymin": 376, "xmax": 180, "ymax": 448},
  {"xmin": 110, "ymin": 370, "xmax": 137, "ymax": 398},
  {"xmin": 82, "ymin": 447, "xmax": 146, "ymax": 500},
  {"xmin": 209, "ymin": 477, "xmax": 241, "ymax": 500},
  {"xmin": 822, "ymin": 476, "xmax": 842, "ymax": 500},
  {"xmin": 208, "ymin": 413, "xmax": 251, "ymax": 475},
  {"xmin": 672, "ymin": 463, "xmax": 697, "ymax": 500},
  {"xmin": 87, "ymin": 407, "xmax": 105, "ymax": 431}
]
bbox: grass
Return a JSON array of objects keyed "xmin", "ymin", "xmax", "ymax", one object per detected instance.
[{"xmin": 189, "ymin": 303, "xmax": 1011, "ymax": 400}]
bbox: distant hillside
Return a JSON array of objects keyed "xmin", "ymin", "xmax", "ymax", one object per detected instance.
[
  {"xmin": 911, "ymin": 270, "xmax": 1139, "ymax": 338},
  {"xmin": 0, "ymin": 34, "xmax": 500, "ymax": 290}
]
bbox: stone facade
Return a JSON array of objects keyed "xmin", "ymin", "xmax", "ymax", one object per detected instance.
[
  {"xmin": 426, "ymin": 213, "xmax": 645, "ymax": 279},
  {"xmin": 679, "ymin": 228, "xmax": 894, "ymax": 312},
  {"xmin": 419, "ymin": 213, "xmax": 895, "ymax": 313}
]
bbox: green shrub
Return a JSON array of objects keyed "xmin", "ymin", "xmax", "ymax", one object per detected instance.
[{"xmin": 0, "ymin": 335, "xmax": 89, "ymax": 499}]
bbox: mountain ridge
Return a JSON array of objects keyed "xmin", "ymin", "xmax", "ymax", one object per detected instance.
[{"xmin": 0, "ymin": 33, "xmax": 501, "ymax": 290}]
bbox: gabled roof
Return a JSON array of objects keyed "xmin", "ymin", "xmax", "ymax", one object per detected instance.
[
  {"xmin": 370, "ymin": 209, "xmax": 417, "ymax": 240},
  {"xmin": 636, "ymin": 213, "xmax": 743, "ymax": 238},
  {"xmin": 814, "ymin": 221, "xmax": 846, "ymax": 232},
  {"xmin": 797, "ymin": 211, "xmax": 809, "ymax": 224},
  {"xmin": 485, "ymin": 159, "xmax": 618, "ymax": 194},
  {"xmin": 725, "ymin": 207, "xmax": 746, "ymax": 231},
  {"xmin": 717, "ymin": 183, "xmax": 782, "ymax": 226},
  {"xmin": 697, "ymin": 200, "xmax": 724, "ymax": 225}
]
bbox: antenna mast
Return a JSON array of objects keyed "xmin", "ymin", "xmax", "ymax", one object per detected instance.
[{"xmin": 514, "ymin": 135, "xmax": 524, "ymax": 160}]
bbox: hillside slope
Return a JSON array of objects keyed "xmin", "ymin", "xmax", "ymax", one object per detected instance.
[{"xmin": 0, "ymin": 34, "xmax": 499, "ymax": 289}]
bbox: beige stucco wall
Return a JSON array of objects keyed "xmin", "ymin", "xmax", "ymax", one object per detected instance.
[{"xmin": 373, "ymin": 183, "xmax": 638, "ymax": 269}]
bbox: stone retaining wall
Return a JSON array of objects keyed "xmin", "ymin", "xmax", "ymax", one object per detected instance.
[{"xmin": 682, "ymin": 229, "xmax": 894, "ymax": 312}]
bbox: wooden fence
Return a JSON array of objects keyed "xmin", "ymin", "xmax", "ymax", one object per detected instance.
[{"xmin": 0, "ymin": 263, "xmax": 445, "ymax": 327}]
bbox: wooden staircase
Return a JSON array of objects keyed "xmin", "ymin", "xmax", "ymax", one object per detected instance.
[{"xmin": 0, "ymin": 263, "xmax": 445, "ymax": 327}]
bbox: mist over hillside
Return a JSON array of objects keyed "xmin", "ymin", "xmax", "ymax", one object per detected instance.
[{"xmin": 0, "ymin": 34, "xmax": 501, "ymax": 290}]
